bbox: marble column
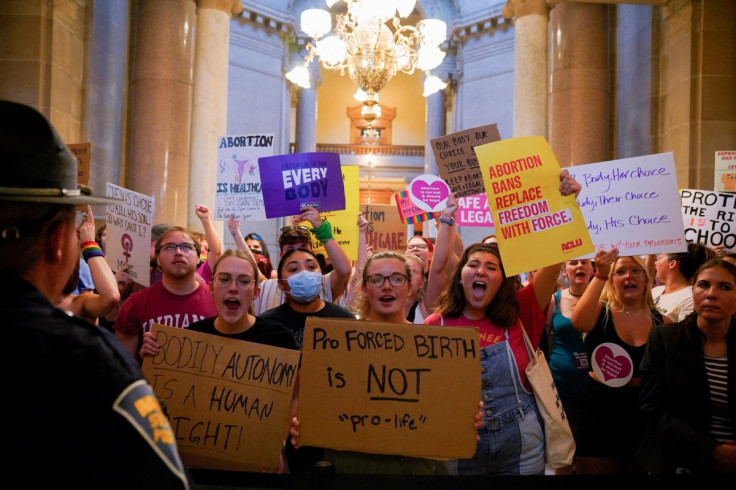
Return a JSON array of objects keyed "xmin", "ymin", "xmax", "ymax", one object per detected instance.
[
  {"xmin": 503, "ymin": 0, "xmax": 550, "ymax": 138},
  {"xmin": 128, "ymin": 0, "xmax": 196, "ymax": 226},
  {"xmin": 548, "ymin": 1, "xmax": 609, "ymax": 166},
  {"xmin": 422, "ymin": 85, "xmax": 445, "ymax": 238},
  {"xmin": 296, "ymin": 63, "xmax": 321, "ymax": 153},
  {"xmin": 188, "ymin": 0, "xmax": 243, "ymax": 231}
]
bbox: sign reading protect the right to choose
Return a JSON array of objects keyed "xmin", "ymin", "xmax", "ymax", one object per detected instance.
[{"xmin": 297, "ymin": 317, "xmax": 480, "ymax": 460}]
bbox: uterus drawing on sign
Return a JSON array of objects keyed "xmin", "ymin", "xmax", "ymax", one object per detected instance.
[{"xmin": 218, "ymin": 156, "xmax": 256, "ymax": 184}]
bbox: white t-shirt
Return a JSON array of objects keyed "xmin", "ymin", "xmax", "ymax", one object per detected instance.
[
  {"xmin": 253, "ymin": 271, "xmax": 333, "ymax": 315},
  {"xmin": 652, "ymin": 285, "xmax": 694, "ymax": 322}
]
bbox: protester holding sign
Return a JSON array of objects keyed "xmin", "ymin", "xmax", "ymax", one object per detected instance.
[
  {"xmin": 423, "ymin": 170, "xmax": 581, "ymax": 476},
  {"xmin": 638, "ymin": 258, "xmax": 736, "ymax": 475},
  {"xmin": 141, "ymin": 249, "xmax": 299, "ymax": 472},
  {"xmin": 252, "ymin": 206, "xmax": 352, "ymax": 315},
  {"xmin": 571, "ymin": 248, "xmax": 667, "ymax": 474},
  {"xmin": 649, "ymin": 242, "xmax": 715, "ymax": 322},
  {"xmin": 56, "ymin": 205, "xmax": 120, "ymax": 325}
]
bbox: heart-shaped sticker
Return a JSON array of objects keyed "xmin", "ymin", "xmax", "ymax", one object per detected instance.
[
  {"xmin": 592, "ymin": 343, "xmax": 633, "ymax": 387},
  {"xmin": 408, "ymin": 175, "xmax": 450, "ymax": 212}
]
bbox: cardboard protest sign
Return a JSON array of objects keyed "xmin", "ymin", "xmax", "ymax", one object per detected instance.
[
  {"xmin": 105, "ymin": 183, "xmax": 153, "ymax": 286},
  {"xmin": 142, "ymin": 324, "xmax": 301, "ymax": 472},
  {"xmin": 394, "ymin": 190, "xmax": 438, "ymax": 225},
  {"xmin": 570, "ymin": 152, "xmax": 687, "ymax": 257},
  {"xmin": 306, "ymin": 165, "xmax": 360, "ymax": 260},
  {"xmin": 67, "ymin": 142, "xmax": 91, "ymax": 187},
  {"xmin": 259, "ymin": 152, "xmax": 345, "ymax": 218},
  {"xmin": 407, "ymin": 174, "xmax": 450, "ymax": 213},
  {"xmin": 715, "ymin": 151, "xmax": 736, "ymax": 192},
  {"xmin": 298, "ymin": 317, "xmax": 480, "ymax": 460},
  {"xmin": 215, "ymin": 133, "xmax": 274, "ymax": 221},
  {"xmin": 680, "ymin": 189, "xmax": 736, "ymax": 252},
  {"xmin": 361, "ymin": 203, "xmax": 407, "ymax": 253},
  {"xmin": 475, "ymin": 136, "xmax": 594, "ymax": 276},
  {"xmin": 431, "ymin": 124, "xmax": 501, "ymax": 199},
  {"xmin": 456, "ymin": 193, "xmax": 494, "ymax": 228}
]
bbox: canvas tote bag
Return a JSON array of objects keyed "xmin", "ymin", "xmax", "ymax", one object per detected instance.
[{"xmin": 520, "ymin": 322, "xmax": 576, "ymax": 469}]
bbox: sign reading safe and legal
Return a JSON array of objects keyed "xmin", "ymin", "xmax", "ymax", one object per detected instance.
[
  {"xmin": 298, "ymin": 317, "xmax": 480, "ymax": 460},
  {"xmin": 142, "ymin": 324, "xmax": 301, "ymax": 472}
]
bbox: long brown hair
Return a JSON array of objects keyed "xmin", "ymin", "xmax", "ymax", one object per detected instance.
[{"xmin": 435, "ymin": 242, "xmax": 520, "ymax": 327}]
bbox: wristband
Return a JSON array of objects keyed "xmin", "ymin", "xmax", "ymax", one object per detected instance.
[
  {"xmin": 310, "ymin": 220, "xmax": 334, "ymax": 244},
  {"xmin": 594, "ymin": 272, "xmax": 609, "ymax": 281},
  {"xmin": 439, "ymin": 216, "xmax": 455, "ymax": 226},
  {"xmin": 81, "ymin": 241, "xmax": 105, "ymax": 262}
]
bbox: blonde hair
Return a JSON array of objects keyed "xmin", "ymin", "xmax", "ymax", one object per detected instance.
[
  {"xmin": 357, "ymin": 251, "xmax": 411, "ymax": 319},
  {"xmin": 600, "ymin": 255, "xmax": 655, "ymax": 315}
]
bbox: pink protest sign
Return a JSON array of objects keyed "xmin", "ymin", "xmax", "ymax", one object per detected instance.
[
  {"xmin": 394, "ymin": 191, "xmax": 437, "ymax": 225},
  {"xmin": 407, "ymin": 174, "xmax": 450, "ymax": 213},
  {"xmin": 456, "ymin": 193, "xmax": 494, "ymax": 227},
  {"xmin": 591, "ymin": 343, "xmax": 633, "ymax": 388}
]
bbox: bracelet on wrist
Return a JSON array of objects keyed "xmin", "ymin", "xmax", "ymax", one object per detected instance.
[
  {"xmin": 311, "ymin": 220, "xmax": 334, "ymax": 244},
  {"xmin": 594, "ymin": 272, "xmax": 609, "ymax": 281},
  {"xmin": 439, "ymin": 216, "xmax": 455, "ymax": 226},
  {"xmin": 82, "ymin": 242, "xmax": 105, "ymax": 262}
]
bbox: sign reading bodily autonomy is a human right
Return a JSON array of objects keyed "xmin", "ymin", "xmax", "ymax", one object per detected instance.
[
  {"xmin": 258, "ymin": 152, "xmax": 345, "ymax": 218},
  {"xmin": 475, "ymin": 136, "xmax": 594, "ymax": 277}
]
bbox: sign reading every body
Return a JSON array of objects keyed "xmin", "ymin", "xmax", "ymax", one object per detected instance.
[
  {"xmin": 141, "ymin": 325, "xmax": 301, "ymax": 472},
  {"xmin": 258, "ymin": 152, "xmax": 345, "ymax": 218},
  {"xmin": 297, "ymin": 317, "xmax": 481, "ymax": 460}
]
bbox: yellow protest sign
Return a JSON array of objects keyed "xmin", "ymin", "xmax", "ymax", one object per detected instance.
[
  {"xmin": 303, "ymin": 165, "xmax": 360, "ymax": 260},
  {"xmin": 297, "ymin": 317, "xmax": 480, "ymax": 460},
  {"xmin": 475, "ymin": 136, "xmax": 594, "ymax": 276},
  {"xmin": 142, "ymin": 324, "xmax": 301, "ymax": 472}
]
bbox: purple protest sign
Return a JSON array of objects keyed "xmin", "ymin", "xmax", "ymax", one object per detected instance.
[{"xmin": 258, "ymin": 152, "xmax": 345, "ymax": 218}]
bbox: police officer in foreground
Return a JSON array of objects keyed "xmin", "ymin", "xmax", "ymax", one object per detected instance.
[{"xmin": 0, "ymin": 100, "xmax": 191, "ymax": 489}]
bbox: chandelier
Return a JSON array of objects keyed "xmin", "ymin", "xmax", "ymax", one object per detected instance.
[{"xmin": 286, "ymin": 0, "xmax": 448, "ymax": 127}]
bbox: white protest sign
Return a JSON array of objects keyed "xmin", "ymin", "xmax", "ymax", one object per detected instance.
[
  {"xmin": 215, "ymin": 134, "xmax": 274, "ymax": 221},
  {"xmin": 680, "ymin": 189, "xmax": 736, "ymax": 252},
  {"xmin": 105, "ymin": 183, "xmax": 154, "ymax": 286},
  {"xmin": 570, "ymin": 153, "xmax": 686, "ymax": 257},
  {"xmin": 715, "ymin": 151, "xmax": 736, "ymax": 192}
]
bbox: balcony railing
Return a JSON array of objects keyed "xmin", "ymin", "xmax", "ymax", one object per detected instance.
[{"xmin": 289, "ymin": 143, "xmax": 425, "ymax": 157}]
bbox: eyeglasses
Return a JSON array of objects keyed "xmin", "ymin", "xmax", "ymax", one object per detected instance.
[
  {"xmin": 614, "ymin": 267, "xmax": 645, "ymax": 277},
  {"xmin": 246, "ymin": 233, "xmax": 263, "ymax": 241},
  {"xmin": 365, "ymin": 273, "xmax": 408, "ymax": 288},
  {"xmin": 281, "ymin": 226, "xmax": 310, "ymax": 235},
  {"xmin": 406, "ymin": 244, "xmax": 429, "ymax": 251},
  {"xmin": 160, "ymin": 242, "xmax": 197, "ymax": 254},
  {"xmin": 214, "ymin": 273, "xmax": 255, "ymax": 289},
  {"xmin": 75, "ymin": 210, "xmax": 87, "ymax": 229}
]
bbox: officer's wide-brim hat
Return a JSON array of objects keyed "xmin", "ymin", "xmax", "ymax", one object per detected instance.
[{"xmin": 0, "ymin": 100, "xmax": 122, "ymax": 205}]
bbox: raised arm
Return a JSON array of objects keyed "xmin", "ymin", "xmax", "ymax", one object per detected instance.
[
  {"xmin": 571, "ymin": 248, "xmax": 618, "ymax": 333},
  {"xmin": 424, "ymin": 193, "xmax": 458, "ymax": 312},
  {"xmin": 195, "ymin": 204, "xmax": 222, "ymax": 271},
  {"xmin": 297, "ymin": 206, "xmax": 352, "ymax": 301},
  {"xmin": 227, "ymin": 215, "xmax": 265, "ymax": 282},
  {"xmin": 75, "ymin": 205, "xmax": 120, "ymax": 318},
  {"xmin": 532, "ymin": 169, "xmax": 584, "ymax": 309},
  {"xmin": 342, "ymin": 212, "xmax": 369, "ymax": 313}
]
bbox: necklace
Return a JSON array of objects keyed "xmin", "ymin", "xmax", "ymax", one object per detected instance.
[{"xmin": 568, "ymin": 289, "xmax": 583, "ymax": 298}]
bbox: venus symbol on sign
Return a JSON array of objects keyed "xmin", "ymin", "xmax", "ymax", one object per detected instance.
[{"xmin": 121, "ymin": 234, "xmax": 133, "ymax": 262}]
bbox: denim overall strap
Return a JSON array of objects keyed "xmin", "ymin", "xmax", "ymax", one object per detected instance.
[{"xmin": 505, "ymin": 327, "xmax": 527, "ymax": 419}]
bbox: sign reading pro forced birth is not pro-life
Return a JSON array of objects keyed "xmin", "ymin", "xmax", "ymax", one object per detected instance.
[
  {"xmin": 475, "ymin": 136, "xmax": 594, "ymax": 277},
  {"xmin": 297, "ymin": 317, "xmax": 480, "ymax": 460}
]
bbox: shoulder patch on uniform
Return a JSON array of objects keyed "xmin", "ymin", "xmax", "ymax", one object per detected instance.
[{"xmin": 113, "ymin": 379, "xmax": 190, "ymax": 489}]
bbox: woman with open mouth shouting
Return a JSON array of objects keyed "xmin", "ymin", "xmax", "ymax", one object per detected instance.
[
  {"xmin": 424, "ymin": 169, "xmax": 582, "ymax": 476},
  {"xmin": 139, "ymin": 249, "xmax": 298, "ymax": 472},
  {"xmin": 571, "ymin": 248, "xmax": 668, "ymax": 475}
]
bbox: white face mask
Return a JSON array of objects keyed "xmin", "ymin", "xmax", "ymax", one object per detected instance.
[{"xmin": 285, "ymin": 270, "xmax": 322, "ymax": 303}]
